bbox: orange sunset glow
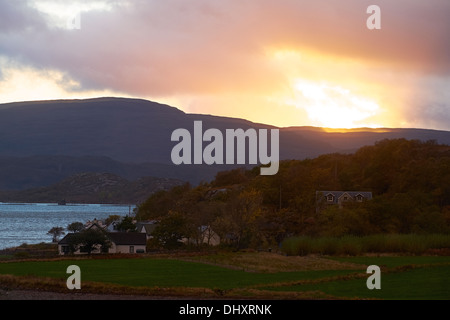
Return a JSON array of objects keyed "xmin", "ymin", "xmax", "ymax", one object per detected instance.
[{"xmin": 0, "ymin": 0, "xmax": 449, "ymax": 130}]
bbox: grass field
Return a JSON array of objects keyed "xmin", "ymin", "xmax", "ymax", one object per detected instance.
[
  {"xmin": 264, "ymin": 255, "xmax": 450, "ymax": 299},
  {"xmin": 0, "ymin": 252, "xmax": 449, "ymax": 299}
]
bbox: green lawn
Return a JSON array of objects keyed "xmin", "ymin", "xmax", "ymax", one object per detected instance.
[
  {"xmin": 0, "ymin": 255, "xmax": 449, "ymax": 299},
  {"xmin": 0, "ymin": 257, "xmax": 355, "ymax": 290},
  {"xmin": 266, "ymin": 264, "xmax": 450, "ymax": 300},
  {"xmin": 265, "ymin": 256, "xmax": 450, "ymax": 299}
]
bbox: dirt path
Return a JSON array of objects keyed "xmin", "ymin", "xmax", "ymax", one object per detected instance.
[{"xmin": 0, "ymin": 288, "xmax": 193, "ymax": 300}]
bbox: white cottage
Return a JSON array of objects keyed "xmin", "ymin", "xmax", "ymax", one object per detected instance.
[{"xmin": 58, "ymin": 232, "xmax": 147, "ymax": 255}]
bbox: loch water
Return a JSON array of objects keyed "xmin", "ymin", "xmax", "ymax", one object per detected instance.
[{"xmin": 0, "ymin": 202, "xmax": 134, "ymax": 250}]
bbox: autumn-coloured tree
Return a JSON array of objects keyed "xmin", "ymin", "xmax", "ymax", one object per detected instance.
[{"xmin": 47, "ymin": 226, "xmax": 65, "ymax": 242}]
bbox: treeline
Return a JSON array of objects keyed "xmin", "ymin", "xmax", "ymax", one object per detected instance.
[{"xmin": 136, "ymin": 139, "xmax": 450, "ymax": 249}]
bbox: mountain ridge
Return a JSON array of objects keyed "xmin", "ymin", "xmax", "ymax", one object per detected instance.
[{"xmin": 0, "ymin": 97, "xmax": 449, "ymax": 191}]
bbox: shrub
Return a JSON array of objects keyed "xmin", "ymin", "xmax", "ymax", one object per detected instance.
[
  {"xmin": 13, "ymin": 251, "xmax": 30, "ymax": 259},
  {"xmin": 314, "ymin": 237, "xmax": 339, "ymax": 255},
  {"xmin": 280, "ymin": 234, "xmax": 450, "ymax": 256},
  {"xmin": 281, "ymin": 236, "xmax": 312, "ymax": 256},
  {"xmin": 335, "ymin": 236, "xmax": 363, "ymax": 256}
]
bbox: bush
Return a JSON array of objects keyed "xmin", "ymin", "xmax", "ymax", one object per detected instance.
[
  {"xmin": 281, "ymin": 236, "xmax": 312, "ymax": 256},
  {"xmin": 281, "ymin": 234, "xmax": 450, "ymax": 256},
  {"xmin": 336, "ymin": 236, "xmax": 363, "ymax": 256},
  {"xmin": 314, "ymin": 237, "xmax": 339, "ymax": 255},
  {"xmin": 14, "ymin": 251, "xmax": 30, "ymax": 259}
]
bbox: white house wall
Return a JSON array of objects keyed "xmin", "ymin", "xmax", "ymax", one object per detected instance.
[{"xmin": 111, "ymin": 244, "xmax": 146, "ymax": 254}]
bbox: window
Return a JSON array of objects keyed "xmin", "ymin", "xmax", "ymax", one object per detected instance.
[
  {"xmin": 356, "ymin": 194, "xmax": 364, "ymax": 202},
  {"xmin": 327, "ymin": 194, "xmax": 334, "ymax": 202},
  {"xmin": 129, "ymin": 246, "xmax": 134, "ymax": 253}
]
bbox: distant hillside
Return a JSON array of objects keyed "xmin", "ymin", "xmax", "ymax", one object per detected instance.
[
  {"xmin": 0, "ymin": 97, "xmax": 449, "ymax": 191},
  {"xmin": 0, "ymin": 172, "xmax": 184, "ymax": 204},
  {"xmin": 0, "ymin": 155, "xmax": 237, "ymax": 191}
]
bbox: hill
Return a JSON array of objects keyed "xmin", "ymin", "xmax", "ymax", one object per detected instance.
[
  {"xmin": 0, "ymin": 172, "xmax": 183, "ymax": 204},
  {"xmin": 0, "ymin": 97, "xmax": 449, "ymax": 190},
  {"xmin": 136, "ymin": 139, "xmax": 450, "ymax": 249}
]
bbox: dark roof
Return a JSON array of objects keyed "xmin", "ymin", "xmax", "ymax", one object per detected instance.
[
  {"xmin": 86, "ymin": 222, "xmax": 107, "ymax": 230},
  {"xmin": 58, "ymin": 233, "xmax": 75, "ymax": 245},
  {"xmin": 316, "ymin": 191, "xmax": 373, "ymax": 204},
  {"xmin": 136, "ymin": 222, "xmax": 158, "ymax": 235},
  {"xmin": 107, "ymin": 232, "xmax": 147, "ymax": 245}
]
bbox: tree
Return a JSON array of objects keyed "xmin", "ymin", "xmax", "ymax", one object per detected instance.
[
  {"xmin": 67, "ymin": 222, "xmax": 85, "ymax": 233},
  {"xmin": 105, "ymin": 215, "xmax": 121, "ymax": 226},
  {"xmin": 136, "ymin": 183, "xmax": 191, "ymax": 221},
  {"xmin": 47, "ymin": 227, "xmax": 65, "ymax": 242},
  {"xmin": 67, "ymin": 229, "xmax": 111, "ymax": 254},
  {"xmin": 225, "ymin": 189, "xmax": 263, "ymax": 249},
  {"xmin": 115, "ymin": 216, "xmax": 136, "ymax": 232},
  {"xmin": 151, "ymin": 211, "xmax": 188, "ymax": 249},
  {"xmin": 213, "ymin": 168, "xmax": 249, "ymax": 187},
  {"xmin": 317, "ymin": 204, "xmax": 373, "ymax": 237}
]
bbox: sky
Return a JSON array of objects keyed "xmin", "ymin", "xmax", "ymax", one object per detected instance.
[{"xmin": 0, "ymin": 0, "xmax": 449, "ymax": 130}]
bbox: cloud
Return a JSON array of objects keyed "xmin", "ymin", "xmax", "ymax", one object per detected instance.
[
  {"xmin": 0, "ymin": 0, "xmax": 45, "ymax": 33},
  {"xmin": 1, "ymin": 1, "xmax": 446, "ymax": 94},
  {"xmin": 0, "ymin": 0, "xmax": 449, "ymax": 129},
  {"xmin": 399, "ymin": 75, "xmax": 450, "ymax": 130},
  {"xmin": 261, "ymin": 0, "xmax": 450, "ymax": 73}
]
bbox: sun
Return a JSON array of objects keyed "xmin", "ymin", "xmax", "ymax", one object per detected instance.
[{"xmin": 288, "ymin": 79, "xmax": 381, "ymax": 129}]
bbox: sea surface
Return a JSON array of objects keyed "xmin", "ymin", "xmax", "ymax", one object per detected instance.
[{"xmin": 0, "ymin": 202, "xmax": 135, "ymax": 250}]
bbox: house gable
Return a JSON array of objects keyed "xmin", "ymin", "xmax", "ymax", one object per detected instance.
[
  {"xmin": 325, "ymin": 192, "xmax": 336, "ymax": 203},
  {"xmin": 85, "ymin": 219, "xmax": 107, "ymax": 231},
  {"xmin": 135, "ymin": 221, "xmax": 158, "ymax": 239},
  {"xmin": 355, "ymin": 193, "xmax": 366, "ymax": 202},
  {"xmin": 338, "ymin": 192, "xmax": 353, "ymax": 203}
]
